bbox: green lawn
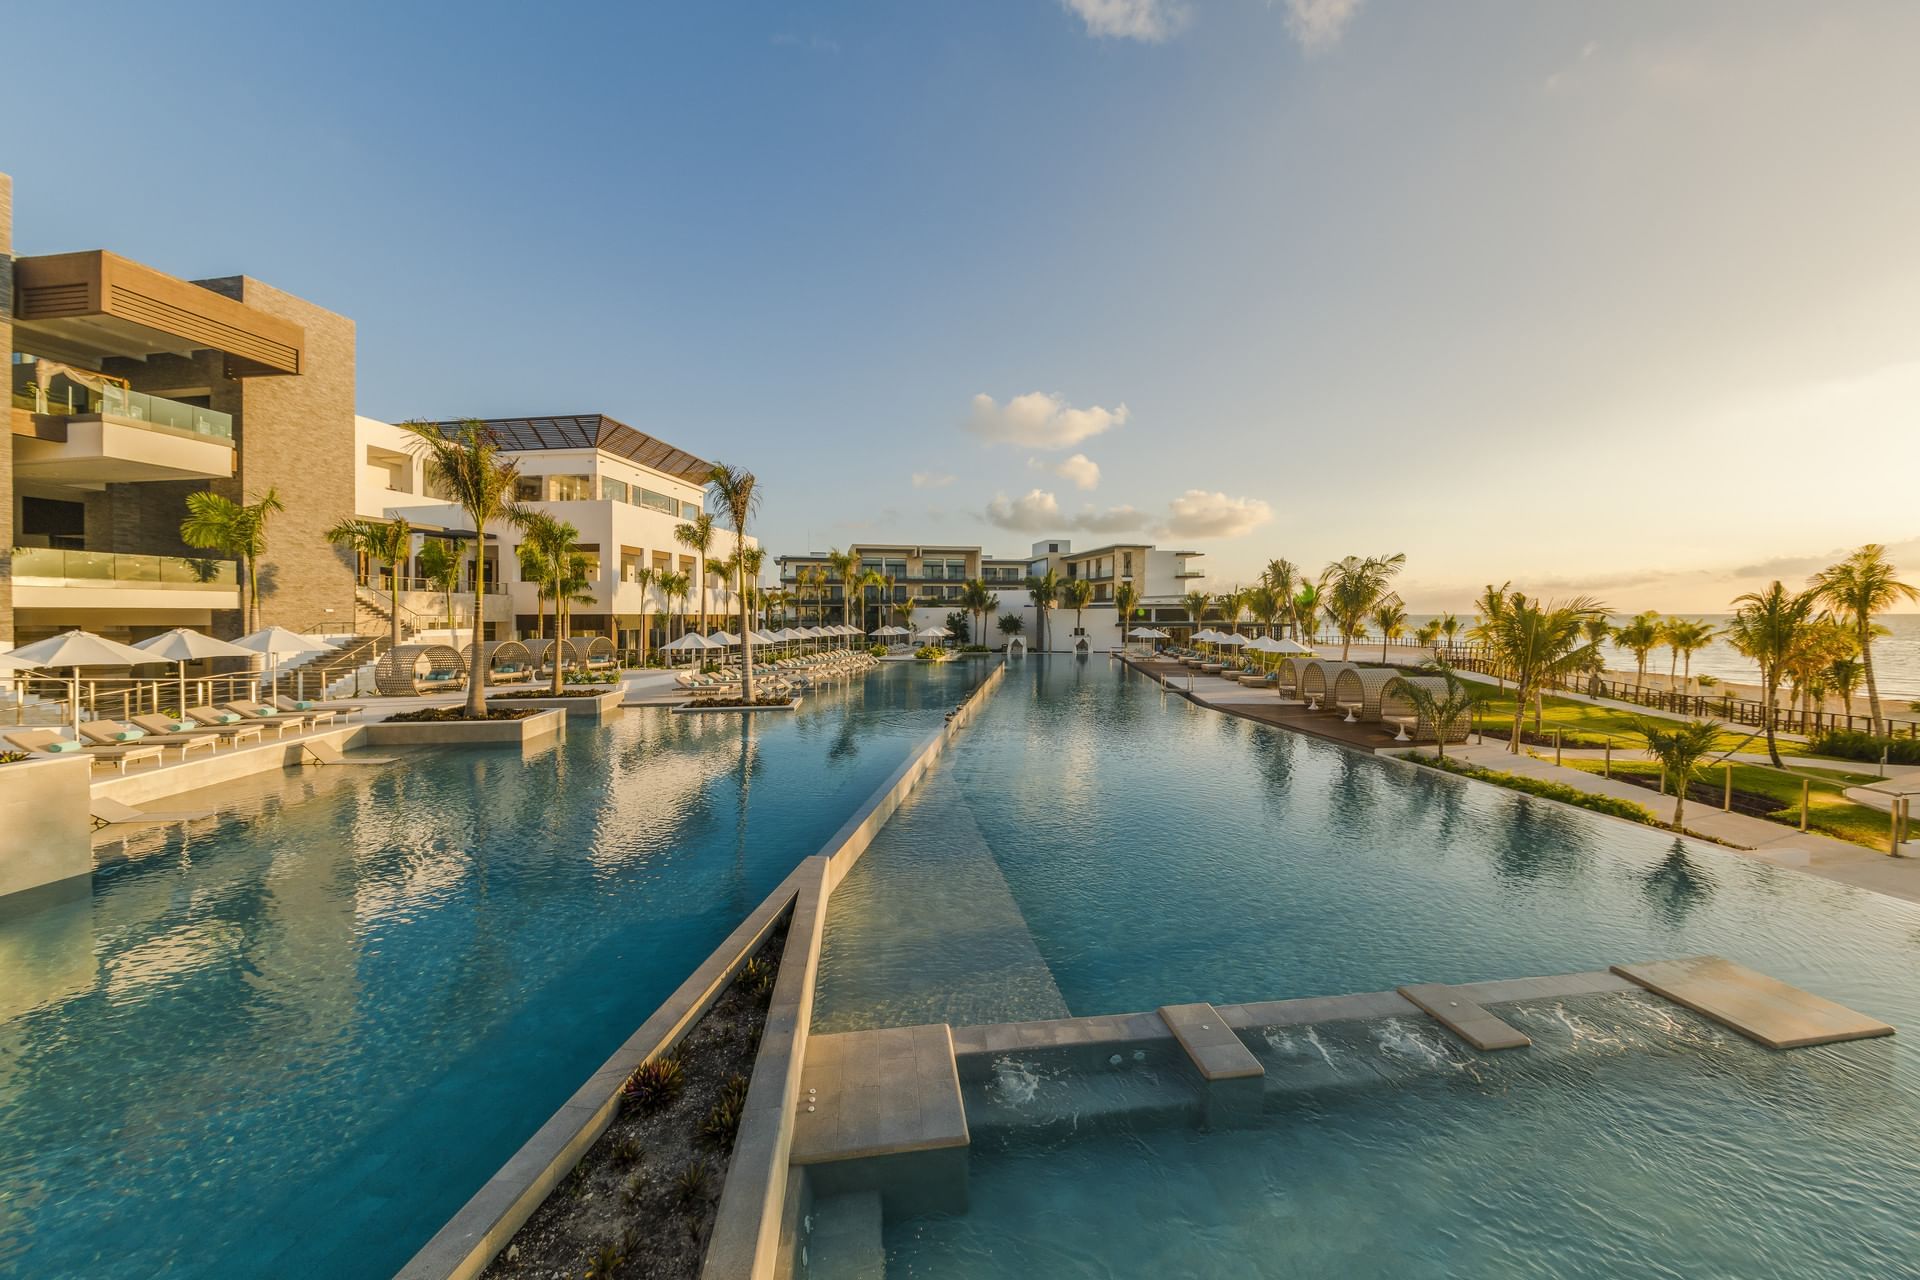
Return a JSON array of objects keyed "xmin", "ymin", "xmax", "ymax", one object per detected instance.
[
  {"xmin": 1464, "ymin": 685, "xmax": 1806, "ymax": 757},
  {"xmin": 1560, "ymin": 758, "xmax": 1895, "ymax": 851}
]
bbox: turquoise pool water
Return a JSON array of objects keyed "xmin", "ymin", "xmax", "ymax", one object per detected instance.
[
  {"xmin": 0, "ymin": 661, "xmax": 987, "ymax": 1279},
  {"xmin": 815, "ymin": 657, "xmax": 1920, "ymax": 1278}
]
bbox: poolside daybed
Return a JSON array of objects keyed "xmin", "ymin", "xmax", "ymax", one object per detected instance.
[{"xmin": 375, "ymin": 644, "xmax": 468, "ymax": 696}]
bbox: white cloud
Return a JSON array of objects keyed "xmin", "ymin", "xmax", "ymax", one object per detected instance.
[
  {"xmin": 967, "ymin": 392, "xmax": 1129, "ymax": 449},
  {"xmin": 984, "ymin": 489, "xmax": 1148, "ymax": 535},
  {"xmin": 1280, "ymin": 0, "xmax": 1362, "ymax": 52},
  {"xmin": 911, "ymin": 471, "xmax": 956, "ymax": 489},
  {"xmin": 1063, "ymin": 0, "xmax": 1191, "ymax": 42},
  {"xmin": 984, "ymin": 489, "xmax": 1063, "ymax": 533},
  {"xmin": 1028, "ymin": 452, "xmax": 1102, "ymax": 490},
  {"xmin": 1160, "ymin": 489, "xmax": 1273, "ymax": 539}
]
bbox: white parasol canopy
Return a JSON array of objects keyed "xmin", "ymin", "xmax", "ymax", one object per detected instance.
[
  {"xmin": 706, "ymin": 630, "xmax": 740, "ymax": 645},
  {"xmin": 662, "ymin": 633, "xmax": 713, "ymax": 651},
  {"xmin": 134, "ymin": 627, "xmax": 257, "ymax": 716},
  {"xmin": 915, "ymin": 626, "xmax": 950, "ymax": 640},
  {"xmin": 9, "ymin": 629, "xmax": 165, "ymax": 739}
]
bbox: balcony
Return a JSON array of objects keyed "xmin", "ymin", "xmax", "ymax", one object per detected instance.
[
  {"xmin": 10, "ymin": 548, "xmax": 242, "ymax": 615},
  {"xmin": 12, "ymin": 386, "xmax": 236, "ymax": 484}
]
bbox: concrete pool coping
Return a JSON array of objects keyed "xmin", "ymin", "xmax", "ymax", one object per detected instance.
[{"xmin": 392, "ymin": 659, "xmax": 1007, "ymax": 1280}]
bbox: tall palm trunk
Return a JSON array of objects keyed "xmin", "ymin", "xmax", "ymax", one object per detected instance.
[
  {"xmin": 467, "ymin": 554, "xmax": 488, "ymax": 717},
  {"xmin": 1761, "ymin": 669, "xmax": 1783, "ymax": 767},
  {"xmin": 1509, "ymin": 679, "xmax": 1528, "ymax": 753},
  {"xmin": 738, "ymin": 562, "xmax": 756, "ymax": 704},
  {"xmin": 1859, "ymin": 621, "xmax": 1884, "ymax": 731}
]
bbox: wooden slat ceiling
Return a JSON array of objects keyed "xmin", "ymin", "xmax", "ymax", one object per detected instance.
[{"xmin": 436, "ymin": 416, "xmax": 714, "ymax": 483}]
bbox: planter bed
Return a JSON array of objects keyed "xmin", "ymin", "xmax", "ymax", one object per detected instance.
[
  {"xmin": 671, "ymin": 696, "xmax": 801, "ymax": 715},
  {"xmin": 482, "ymin": 922, "xmax": 786, "ymax": 1280},
  {"xmin": 488, "ymin": 688, "xmax": 626, "ymax": 718},
  {"xmin": 362, "ymin": 707, "xmax": 564, "ymax": 747}
]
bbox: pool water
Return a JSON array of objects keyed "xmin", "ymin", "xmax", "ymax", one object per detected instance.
[
  {"xmin": 813, "ymin": 657, "xmax": 1920, "ymax": 1278},
  {"xmin": 0, "ymin": 661, "xmax": 987, "ymax": 1279}
]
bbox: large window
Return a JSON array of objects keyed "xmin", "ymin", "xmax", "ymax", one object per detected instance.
[
  {"xmin": 548, "ymin": 475, "xmax": 594, "ymax": 501},
  {"xmin": 637, "ymin": 487, "xmax": 679, "ymax": 515},
  {"xmin": 602, "ymin": 478, "xmax": 630, "ymax": 503}
]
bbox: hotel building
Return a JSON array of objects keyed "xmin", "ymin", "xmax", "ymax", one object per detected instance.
[{"xmin": 775, "ymin": 539, "xmax": 1203, "ymax": 650}]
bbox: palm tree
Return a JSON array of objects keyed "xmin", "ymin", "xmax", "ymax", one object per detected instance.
[
  {"xmin": 1810, "ymin": 544, "xmax": 1918, "ymax": 730},
  {"xmin": 660, "ymin": 571, "xmax": 691, "ymax": 643},
  {"xmin": 1399, "ymin": 660, "xmax": 1485, "ymax": 760},
  {"xmin": 400, "ymin": 420, "xmax": 523, "ymax": 717},
  {"xmin": 1220, "ymin": 588, "xmax": 1251, "ymax": 639},
  {"xmin": 1439, "ymin": 612, "xmax": 1462, "ymax": 658},
  {"xmin": 180, "ymin": 486, "xmax": 285, "ymax": 632},
  {"xmin": 1246, "ymin": 585, "xmax": 1280, "ymax": 639},
  {"xmin": 1785, "ymin": 617, "xmax": 1853, "ymax": 732},
  {"xmin": 1827, "ymin": 656, "xmax": 1863, "ymax": 716},
  {"xmin": 707, "ymin": 463, "xmax": 761, "ymax": 702},
  {"xmin": 1292, "ymin": 583, "xmax": 1322, "ymax": 646},
  {"xmin": 1614, "ymin": 612, "xmax": 1662, "ymax": 695},
  {"xmin": 1484, "ymin": 591, "xmax": 1608, "ymax": 753},
  {"xmin": 1182, "ymin": 590, "xmax": 1211, "ymax": 646},
  {"xmin": 1061, "ymin": 578, "xmax": 1094, "ymax": 646},
  {"xmin": 826, "ymin": 548, "xmax": 863, "ymax": 629},
  {"xmin": 1115, "ymin": 579, "xmax": 1143, "ymax": 641},
  {"xmin": 418, "ymin": 537, "xmax": 461, "ymax": 637},
  {"xmin": 631, "ymin": 564, "xmax": 657, "ymax": 663},
  {"xmin": 1638, "ymin": 718, "xmax": 1723, "ymax": 829},
  {"xmin": 1262, "ymin": 559, "xmax": 1300, "ymax": 636},
  {"xmin": 997, "ymin": 613, "xmax": 1024, "ymax": 649},
  {"xmin": 517, "ymin": 511, "xmax": 577, "ymax": 643},
  {"xmin": 1372, "ymin": 601, "xmax": 1408, "ymax": 663},
  {"xmin": 325, "ymin": 515, "xmax": 413, "ymax": 651},
  {"xmin": 673, "ymin": 511, "xmax": 717, "ymax": 636},
  {"xmin": 1414, "ymin": 619, "xmax": 1442, "ymax": 656},
  {"xmin": 961, "ymin": 578, "xmax": 995, "ymax": 647},
  {"xmin": 1727, "ymin": 581, "xmax": 1816, "ymax": 767},
  {"xmin": 1468, "ymin": 582, "xmax": 1511, "ymax": 686},
  {"xmin": 549, "ymin": 553, "xmax": 597, "ymax": 694},
  {"xmin": 1662, "ymin": 618, "xmax": 1716, "ymax": 696},
  {"xmin": 1320, "ymin": 553, "xmax": 1406, "ymax": 660},
  {"xmin": 1027, "ymin": 567, "xmax": 1061, "ymax": 651}
]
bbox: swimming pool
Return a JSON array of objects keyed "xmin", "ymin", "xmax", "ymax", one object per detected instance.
[
  {"xmin": 814, "ymin": 656, "xmax": 1920, "ymax": 1277},
  {"xmin": 0, "ymin": 660, "xmax": 988, "ymax": 1279}
]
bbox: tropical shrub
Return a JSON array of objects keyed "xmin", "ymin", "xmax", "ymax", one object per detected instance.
[
  {"xmin": 868, "ymin": 643, "xmax": 887, "ymax": 657},
  {"xmin": 1808, "ymin": 729, "xmax": 1920, "ymax": 766},
  {"xmin": 673, "ymin": 1159, "xmax": 713, "ymax": 1209},
  {"xmin": 915, "ymin": 644, "xmax": 945, "ymax": 660},
  {"xmin": 1407, "ymin": 753, "xmax": 1659, "ymax": 825},
  {"xmin": 621, "ymin": 1057, "xmax": 684, "ymax": 1111}
]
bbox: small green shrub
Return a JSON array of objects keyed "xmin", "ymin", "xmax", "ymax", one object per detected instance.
[
  {"xmin": 623, "ymin": 1171, "xmax": 648, "ymax": 1205},
  {"xmin": 868, "ymin": 643, "xmax": 888, "ymax": 657},
  {"xmin": 701, "ymin": 1075, "xmax": 750, "ymax": 1147},
  {"xmin": 1408, "ymin": 753, "xmax": 1658, "ymax": 826},
  {"xmin": 622, "ymin": 1057, "xmax": 684, "ymax": 1111},
  {"xmin": 914, "ymin": 644, "xmax": 945, "ymax": 660},
  {"xmin": 1808, "ymin": 729, "xmax": 1920, "ymax": 766},
  {"xmin": 584, "ymin": 1239, "xmax": 625, "ymax": 1278},
  {"xmin": 739, "ymin": 955, "xmax": 775, "ymax": 996},
  {"xmin": 0, "ymin": 751, "xmax": 30, "ymax": 766},
  {"xmin": 610, "ymin": 1135, "xmax": 644, "ymax": 1166},
  {"xmin": 674, "ymin": 1158, "xmax": 713, "ymax": 1208}
]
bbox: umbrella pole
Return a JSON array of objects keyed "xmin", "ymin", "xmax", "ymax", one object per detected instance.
[
  {"xmin": 179, "ymin": 662, "xmax": 188, "ymax": 717},
  {"xmin": 70, "ymin": 671, "xmax": 81, "ymax": 741}
]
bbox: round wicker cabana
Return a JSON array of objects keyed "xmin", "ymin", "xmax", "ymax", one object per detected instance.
[
  {"xmin": 1380, "ymin": 675, "xmax": 1472, "ymax": 743},
  {"xmin": 1275, "ymin": 657, "xmax": 1307, "ymax": 697},
  {"xmin": 1298, "ymin": 660, "xmax": 1357, "ymax": 708},
  {"xmin": 375, "ymin": 643, "xmax": 467, "ymax": 696},
  {"xmin": 462, "ymin": 640, "xmax": 534, "ymax": 685},
  {"xmin": 526, "ymin": 637, "xmax": 588, "ymax": 673},
  {"xmin": 583, "ymin": 635, "xmax": 616, "ymax": 670},
  {"xmin": 1330, "ymin": 667, "xmax": 1399, "ymax": 723}
]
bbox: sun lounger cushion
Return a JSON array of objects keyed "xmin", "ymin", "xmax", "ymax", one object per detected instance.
[
  {"xmin": 38, "ymin": 738, "xmax": 87, "ymax": 753},
  {"xmin": 101, "ymin": 728, "xmax": 146, "ymax": 741}
]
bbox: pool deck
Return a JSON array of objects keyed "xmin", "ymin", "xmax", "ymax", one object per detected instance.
[{"xmin": 1124, "ymin": 656, "xmax": 1395, "ymax": 752}]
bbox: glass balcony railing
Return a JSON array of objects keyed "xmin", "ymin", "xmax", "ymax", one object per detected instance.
[
  {"xmin": 12, "ymin": 385, "xmax": 234, "ymax": 441},
  {"xmin": 11, "ymin": 547, "xmax": 239, "ymax": 587}
]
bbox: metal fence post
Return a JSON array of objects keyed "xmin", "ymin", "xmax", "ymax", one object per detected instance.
[{"xmin": 1604, "ymin": 739, "xmax": 1611, "ymax": 779}]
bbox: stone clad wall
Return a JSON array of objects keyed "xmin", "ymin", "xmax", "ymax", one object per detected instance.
[{"xmin": 1, "ymin": 172, "xmax": 14, "ymax": 644}]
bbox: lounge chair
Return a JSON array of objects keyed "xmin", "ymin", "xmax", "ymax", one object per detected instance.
[
  {"xmin": 218, "ymin": 702, "xmax": 310, "ymax": 737},
  {"xmin": 81, "ymin": 719, "xmax": 218, "ymax": 760},
  {"xmin": 154, "ymin": 711, "xmax": 265, "ymax": 748},
  {"xmin": 267, "ymin": 697, "xmax": 340, "ymax": 728},
  {"xmin": 275, "ymin": 694, "xmax": 363, "ymax": 721},
  {"xmin": 3, "ymin": 728, "xmax": 165, "ymax": 774}
]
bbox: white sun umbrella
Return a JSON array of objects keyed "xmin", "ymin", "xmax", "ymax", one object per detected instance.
[
  {"xmin": 1269, "ymin": 637, "xmax": 1315, "ymax": 654},
  {"xmin": 1245, "ymin": 635, "xmax": 1281, "ymax": 653},
  {"xmin": 706, "ymin": 630, "xmax": 740, "ymax": 646},
  {"xmin": 661, "ymin": 633, "xmax": 712, "ymax": 665},
  {"xmin": 915, "ymin": 626, "xmax": 950, "ymax": 640},
  {"xmin": 8, "ymin": 629, "xmax": 166, "ymax": 740},
  {"xmin": 231, "ymin": 625, "xmax": 334, "ymax": 692},
  {"xmin": 1223, "ymin": 632, "xmax": 1254, "ymax": 647},
  {"xmin": 1125, "ymin": 626, "xmax": 1160, "ymax": 638},
  {"xmin": 134, "ymin": 627, "xmax": 257, "ymax": 716}
]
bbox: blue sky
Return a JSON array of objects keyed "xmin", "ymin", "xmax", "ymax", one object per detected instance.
[{"xmin": 8, "ymin": 1, "xmax": 1919, "ymax": 608}]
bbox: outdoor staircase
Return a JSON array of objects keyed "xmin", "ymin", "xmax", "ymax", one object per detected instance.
[{"xmin": 271, "ymin": 635, "xmax": 390, "ymax": 700}]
